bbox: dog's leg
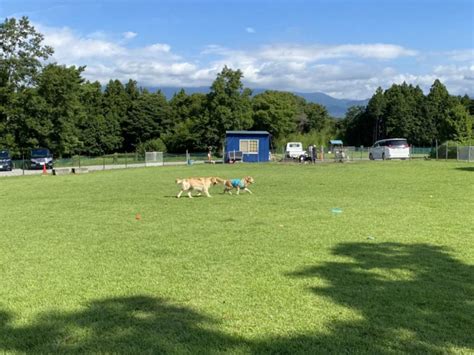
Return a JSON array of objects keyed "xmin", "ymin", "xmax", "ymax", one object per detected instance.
[
  {"xmin": 187, "ymin": 191, "xmax": 193, "ymax": 198},
  {"xmin": 203, "ymin": 188, "xmax": 212, "ymax": 197},
  {"xmin": 236, "ymin": 186, "xmax": 240, "ymax": 195},
  {"xmin": 244, "ymin": 188, "xmax": 252, "ymax": 194},
  {"xmin": 177, "ymin": 190, "xmax": 183, "ymax": 198},
  {"xmin": 223, "ymin": 180, "xmax": 232, "ymax": 195}
]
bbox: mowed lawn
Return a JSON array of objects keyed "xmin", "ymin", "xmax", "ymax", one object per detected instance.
[{"xmin": 0, "ymin": 161, "xmax": 472, "ymax": 353}]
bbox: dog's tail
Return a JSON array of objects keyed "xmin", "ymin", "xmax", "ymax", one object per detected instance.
[{"xmin": 214, "ymin": 177, "xmax": 226, "ymax": 184}]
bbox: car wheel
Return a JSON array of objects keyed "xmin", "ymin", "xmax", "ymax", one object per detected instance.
[
  {"xmin": 369, "ymin": 153, "xmax": 374, "ymax": 160},
  {"xmin": 382, "ymin": 153, "xmax": 385, "ymax": 160}
]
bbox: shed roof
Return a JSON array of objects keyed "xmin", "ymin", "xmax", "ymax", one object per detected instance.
[{"xmin": 226, "ymin": 130, "xmax": 270, "ymax": 135}]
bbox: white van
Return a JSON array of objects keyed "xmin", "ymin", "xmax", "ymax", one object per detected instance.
[
  {"xmin": 369, "ymin": 138, "xmax": 410, "ymax": 160},
  {"xmin": 285, "ymin": 142, "xmax": 307, "ymax": 159}
]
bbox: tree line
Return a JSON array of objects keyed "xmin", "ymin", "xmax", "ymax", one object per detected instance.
[
  {"xmin": 341, "ymin": 82, "xmax": 473, "ymax": 147},
  {"xmin": 1, "ymin": 17, "xmax": 472, "ymax": 158}
]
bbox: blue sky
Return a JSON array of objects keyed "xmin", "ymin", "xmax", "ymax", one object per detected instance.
[{"xmin": 2, "ymin": 0, "xmax": 473, "ymax": 98}]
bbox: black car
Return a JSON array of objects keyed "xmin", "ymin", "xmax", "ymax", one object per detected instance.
[
  {"xmin": 29, "ymin": 148, "xmax": 54, "ymax": 169},
  {"xmin": 0, "ymin": 150, "xmax": 13, "ymax": 171}
]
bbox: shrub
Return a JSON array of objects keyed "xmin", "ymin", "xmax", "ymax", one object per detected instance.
[{"xmin": 136, "ymin": 138, "xmax": 167, "ymax": 156}]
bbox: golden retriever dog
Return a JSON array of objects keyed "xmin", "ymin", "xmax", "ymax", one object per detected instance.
[
  {"xmin": 176, "ymin": 176, "xmax": 221, "ymax": 198},
  {"xmin": 222, "ymin": 176, "xmax": 254, "ymax": 195}
]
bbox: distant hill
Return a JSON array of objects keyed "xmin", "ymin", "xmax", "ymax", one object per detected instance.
[{"xmin": 148, "ymin": 87, "xmax": 369, "ymax": 118}]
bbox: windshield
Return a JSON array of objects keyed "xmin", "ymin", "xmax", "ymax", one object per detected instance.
[
  {"xmin": 31, "ymin": 149, "xmax": 50, "ymax": 158},
  {"xmin": 0, "ymin": 150, "xmax": 9, "ymax": 159},
  {"xmin": 288, "ymin": 144, "xmax": 302, "ymax": 148}
]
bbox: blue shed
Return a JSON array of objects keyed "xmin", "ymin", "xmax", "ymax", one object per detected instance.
[{"xmin": 225, "ymin": 131, "xmax": 270, "ymax": 163}]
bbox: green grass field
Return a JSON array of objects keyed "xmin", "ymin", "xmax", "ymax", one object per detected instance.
[{"xmin": 0, "ymin": 161, "xmax": 473, "ymax": 353}]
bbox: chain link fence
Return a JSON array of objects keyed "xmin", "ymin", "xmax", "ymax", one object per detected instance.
[
  {"xmin": 2, "ymin": 151, "xmax": 219, "ymax": 177},
  {"xmin": 271, "ymin": 145, "xmax": 473, "ymax": 162},
  {"xmin": 2, "ymin": 144, "xmax": 472, "ymax": 177}
]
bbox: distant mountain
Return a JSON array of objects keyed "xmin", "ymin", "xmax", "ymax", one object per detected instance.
[
  {"xmin": 291, "ymin": 91, "xmax": 369, "ymax": 118},
  {"xmin": 148, "ymin": 86, "xmax": 369, "ymax": 118}
]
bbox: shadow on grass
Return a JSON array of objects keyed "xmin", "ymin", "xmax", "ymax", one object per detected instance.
[
  {"xmin": 455, "ymin": 166, "xmax": 474, "ymax": 172},
  {"xmin": 0, "ymin": 296, "xmax": 246, "ymax": 353},
  {"xmin": 265, "ymin": 242, "xmax": 473, "ymax": 353},
  {"xmin": 1, "ymin": 243, "xmax": 472, "ymax": 353}
]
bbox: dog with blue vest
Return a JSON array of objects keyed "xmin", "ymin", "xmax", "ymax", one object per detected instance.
[{"xmin": 222, "ymin": 176, "xmax": 254, "ymax": 195}]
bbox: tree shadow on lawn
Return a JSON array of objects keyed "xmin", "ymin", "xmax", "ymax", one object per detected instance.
[
  {"xmin": 0, "ymin": 243, "xmax": 472, "ymax": 353},
  {"xmin": 0, "ymin": 296, "xmax": 248, "ymax": 353},
  {"xmin": 455, "ymin": 166, "xmax": 474, "ymax": 172},
  {"xmin": 264, "ymin": 242, "xmax": 473, "ymax": 354}
]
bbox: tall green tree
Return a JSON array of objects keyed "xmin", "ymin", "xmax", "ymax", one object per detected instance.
[
  {"xmin": 36, "ymin": 64, "xmax": 84, "ymax": 156},
  {"xmin": 426, "ymin": 80, "xmax": 471, "ymax": 142},
  {"xmin": 0, "ymin": 16, "xmax": 53, "ymax": 90},
  {"xmin": 251, "ymin": 90, "xmax": 301, "ymax": 141},
  {"xmin": 165, "ymin": 91, "xmax": 209, "ymax": 152},
  {"xmin": 206, "ymin": 66, "xmax": 253, "ymax": 146},
  {"xmin": 341, "ymin": 106, "xmax": 372, "ymax": 146},
  {"xmin": 303, "ymin": 102, "xmax": 332, "ymax": 133},
  {"xmin": 103, "ymin": 80, "xmax": 130, "ymax": 150},
  {"xmin": 78, "ymin": 81, "xmax": 122, "ymax": 155},
  {"xmin": 383, "ymin": 83, "xmax": 413, "ymax": 139},
  {"xmin": 366, "ymin": 87, "xmax": 386, "ymax": 142},
  {"xmin": 0, "ymin": 16, "xmax": 53, "ymax": 153},
  {"xmin": 3, "ymin": 87, "xmax": 51, "ymax": 155},
  {"xmin": 125, "ymin": 79, "xmax": 140, "ymax": 102},
  {"xmin": 122, "ymin": 91, "xmax": 172, "ymax": 151}
]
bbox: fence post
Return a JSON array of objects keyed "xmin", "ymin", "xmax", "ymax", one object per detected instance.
[
  {"xmin": 22, "ymin": 153, "xmax": 25, "ymax": 175},
  {"xmin": 103, "ymin": 156, "xmax": 105, "ymax": 170},
  {"xmin": 469, "ymin": 143, "xmax": 472, "ymax": 162},
  {"xmin": 125, "ymin": 154, "xmax": 128, "ymax": 168},
  {"xmin": 445, "ymin": 141, "xmax": 448, "ymax": 160},
  {"xmin": 456, "ymin": 143, "xmax": 459, "ymax": 161},
  {"xmin": 435, "ymin": 140, "xmax": 438, "ymax": 160}
]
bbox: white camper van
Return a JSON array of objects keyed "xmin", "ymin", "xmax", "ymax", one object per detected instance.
[{"xmin": 285, "ymin": 142, "xmax": 307, "ymax": 159}]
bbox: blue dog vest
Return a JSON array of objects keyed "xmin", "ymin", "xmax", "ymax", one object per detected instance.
[{"xmin": 231, "ymin": 179, "xmax": 245, "ymax": 188}]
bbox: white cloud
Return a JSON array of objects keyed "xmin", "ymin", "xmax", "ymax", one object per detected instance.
[
  {"xmin": 37, "ymin": 23, "xmax": 473, "ymax": 98},
  {"xmin": 259, "ymin": 43, "xmax": 417, "ymax": 62},
  {"xmin": 122, "ymin": 31, "xmax": 137, "ymax": 40},
  {"xmin": 245, "ymin": 27, "xmax": 255, "ymax": 34},
  {"xmin": 39, "ymin": 25, "xmax": 125, "ymax": 61},
  {"xmin": 443, "ymin": 49, "xmax": 474, "ymax": 62}
]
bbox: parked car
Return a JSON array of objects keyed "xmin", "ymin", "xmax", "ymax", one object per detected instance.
[
  {"xmin": 369, "ymin": 138, "xmax": 410, "ymax": 160},
  {"xmin": 0, "ymin": 150, "xmax": 13, "ymax": 171},
  {"xmin": 29, "ymin": 148, "xmax": 54, "ymax": 169},
  {"xmin": 285, "ymin": 142, "xmax": 308, "ymax": 161}
]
